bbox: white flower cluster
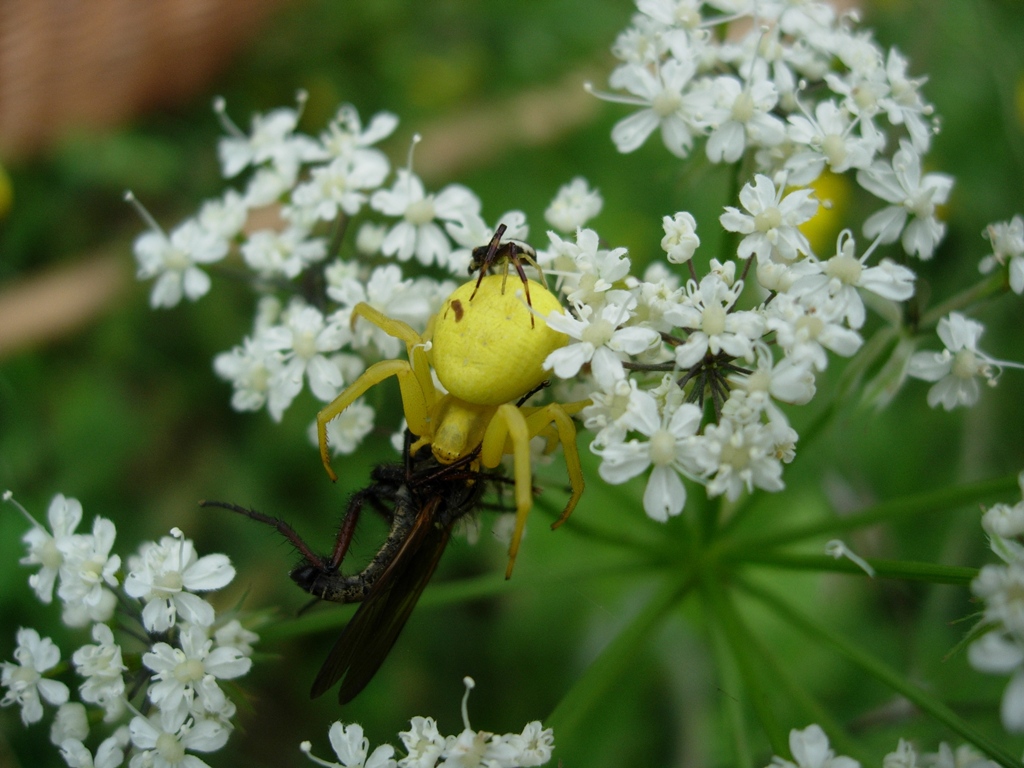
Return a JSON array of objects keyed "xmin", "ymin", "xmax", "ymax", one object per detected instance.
[
  {"xmin": 2, "ymin": 491, "xmax": 256, "ymax": 768},
  {"xmin": 968, "ymin": 471, "xmax": 1024, "ymax": 733},
  {"xmin": 767, "ymin": 724, "xmax": 997, "ymax": 768},
  {"xmin": 131, "ymin": 1, "xmax": 1024, "ymax": 527},
  {"xmin": 906, "ymin": 312, "xmax": 1024, "ymax": 411},
  {"xmin": 132, "ymin": 94, "xmax": 604, "ymax": 448},
  {"xmin": 301, "ymin": 678, "xmax": 554, "ymax": 768}
]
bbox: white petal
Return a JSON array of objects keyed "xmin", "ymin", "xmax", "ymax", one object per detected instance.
[
  {"xmin": 611, "ymin": 109, "xmax": 660, "ymax": 153},
  {"xmin": 183, "ymin": 554, "xmax": 235, "ymax": 591},
  {"xmin": 1003, "ymin": 670, "xmax": 1024, "ymax": 733},
  {"xmin": 643, "ymin": 466, "xmax": 685, "ymax": 521}
]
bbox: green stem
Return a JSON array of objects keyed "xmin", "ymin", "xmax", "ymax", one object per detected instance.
[
  {"xmin": 533, "ymin": 492, "xmax": 667, "ymax": 556},
  {"xmin": 705, "ymin": 600, "xmax": 756, "ymax": 768},
  {"xmin": 546, "ymin": 565, "xmax": 697, "ymax": 736},
  {"xmin": 732, "ymin": 607, "xmax": 874, "ymax": 766},
  {"xmin": 920, "ymin": 271, "xmax": 1008, "ymax": 328},
  {"xmin": 259, "ymin": 558, "xmax": 659, "ymax": 642},
  {"xmin": 719, "ymin": 473, "xmax": 1018, "ymax": 558},
  {"xmin": 732, "ymin": 552, "xmax": 978, "ymax": 585},
  {"xmin": 740, "ymin": 578, "xmax": 1022, "ymax": 768},
  {"xmin": 703, "ymin": 576, "xmax": 789, "ymax": 758}
]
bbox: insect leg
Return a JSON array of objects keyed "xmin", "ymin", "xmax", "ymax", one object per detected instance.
[{"xmin": 199, "ymin": 500, "xmax": 323, "ymax": 567}]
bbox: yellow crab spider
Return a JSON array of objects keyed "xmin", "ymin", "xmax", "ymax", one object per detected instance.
[{"xmin": 316, "ymin": 273, "xmax": 590, "ymax": 578}]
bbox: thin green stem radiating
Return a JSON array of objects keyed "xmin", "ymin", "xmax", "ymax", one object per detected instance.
[
  {"xmin": 703, "ymin": 576, "xmax": 789, "ymax": 759},
  {"xmin": 740, "ymin": 578, "xmax": 1022, "ymax": 768},
  {"xmin": 259, "ymin": 558, "xmax": 658, "ymax": 642},
  {"xmin": 705, "ymin": 602, "xmax": 756, "ymax": 768},
  {"xmin": 720, "ymin": 473, "xmax": 1019, "ymax": 559},
  {"xmin": 732, "ymin": 607, "xmax": 874, "ymax": 767},
  {"xmin": 546, "ymin": 565, "xmax": 697, "ymax": 736},
  {"xmin": 732, "ymin": 552, "xmax": 978, "ymax": 585}
]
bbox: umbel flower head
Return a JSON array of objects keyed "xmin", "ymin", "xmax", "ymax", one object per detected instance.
[
  {"xmin": 3, "ymin": 491, "xmax": 257, "ymax": 767},
  {"xmin": 124, "ymin": 528, "xmax": 236, "ymax": 633},
  {"xmin": 300, "ymin": 677, "xmax": 554, "ymax": 768}
]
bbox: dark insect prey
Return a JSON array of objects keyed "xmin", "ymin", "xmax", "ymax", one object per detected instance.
[{"xmin": 201, "ymin": 441, "xmax": 506, "ymax": 704}]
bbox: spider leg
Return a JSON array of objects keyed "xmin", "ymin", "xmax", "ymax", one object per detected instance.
[
  {"xmin": 480, "ymin": 403, "xmax": 535, "ymax": 579},
  {"xmin": 317, "ymin": 360, "xmax": 430, "ymax": 482}
]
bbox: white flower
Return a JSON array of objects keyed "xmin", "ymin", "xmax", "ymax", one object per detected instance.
[
  {"xmin": 129, "ymin": 708, "xmax": 230, "ymax": 768},
  {"xmin": 144, "ymin": 625, "xmax": 251, "ymax": 722},
  {"xmin": 60, "ymin": 726, "xmax": 130, "ymax": 768},
  {"xmin": 72, "ymin": 623, "xmax": 126, "ymax": 721},
  {"xmin": 399, "ymin": 716, "xmax": 446, "ymax": 768},
  {"xmin": 593, "ymin": 395, "xmax": 705, "ymax": 522},
  {"xmin": 124, "ymin": 530, "xmax": 235, "ymax": 633},
  {"xmin": 661, "ymin": 211, "xmax": 700, "ymax": 264},
  {"xmin": 665, "ymin": 273, "xmax": 766, "ymax": 369},
  {"xmin": 263, "ymin": 303, "xmax": 350, "ymax": 416},
  {"xmin": 720, "ymin": 174, "xmax": 818, "ymax": 263},
  {"xmin": 857, "ymin": 139, "xmax": 953, "ymax": 260},
  {"xmin": 729, "ymin": 343, "xmax": 816, "ymax": 412},
  {"xmin": 509, "ymin": 721, "xmax": 555, "ymax": 767},
  {"xmin": 597, "ymin": 57, "xmax": 705, "ymax": 158},
  {"xmin": 370, "ymin": 168, "xmax": 481, "ymax": 266},
  {"xmin": 545, "ymin": 177, "xmax": 603, "ymax": 232},
  {"xmin": 967, "ymin": 632, "xmax": 1024, "ymax": 733},
  {"xmin": 291, "ymin": 151, "xmax": 390, "ymax": 222},
  {"xmin": 543, "ymin": 299, "xmax": 660, "ymax": 385},
  {"xmin": 697, "ymin": 417, "xmax": 786, "ymax": 502},
  {"xmin": 882, "ymin": 738, "xmax": 918, "ymax": 768},
  {"xmin": 439, "ymin": 727, "xmax": 518, "ymax": 768},
  {"xmin": 907, "ymin": 313, "xmax": 1008, "ymax": 411},
  {"xmin": 921, "ymin": 742, "xmax": 997, "ymax": 768},
  {"xmin": 1, "ymin": 627, "xmax": 70, "ymax": 725},
  {"xmin": 766, "ymin": 293, "xmax": 863, "ymax": 372},
  {"xmin": 50, "ymin": 702, "xmax": 89, "ymax": 747},
  {"xmin": 300, "ymin": 722, "xmax": 396, "ymax": 768},
  {"xmin": 877, "ymin": 48, "xmax": 935, "ymax": 153},
  {"xmin": 318, "ymin": 104, "xmax": 398, "ymax": 159},
  {"xmin": 768, "ymin": 724, "xmax": 860, "ymax": 768},
  {"xmin": 197, "ymin": 189, "xmax": 248, "ymax": 241},
  {"xmin": 787, "ymin": 230, "xmax": 916, "ymax": 329},
  {"xmin": 582, "ymin": 377, "xmax": 650, "ymax": 448},
  {"xmin": 699, "ymin": 67, "xmax": 786, "ymax": 164},
  {"xmin": 213, "ymin": 335, "xmax": 285, "ymax": 414},
  {"xmin": 980, "ymin": 215, "xmax": 1024, "ymax": 295},
  {"xmin": 241, "ymin": 225, "xmax": 327, "ymax": 279},
  {"xmin": 215, "ymin": 96, "xmax": 321, "ymax": 179},
  {"xmin": 19, "ymin": 493, "xmax": 84, "ymax": 604},
  {"xmin": 973, "ymin": 562, "xmax": 1024, "ymax": 638},
  {"xmin": 213, "ymin": 620, "xmax": 260, "ymax": 657},
  {"xmin": 564, "ymin": 228, "xmax": 632, "ymax": 307},
  {"xmin": 784, "ymin": 99, "xmax": 881, "ymax": 185},
  {"xmin": 133, "ymin": 218, "xmax": 228, "ymax": 309},
  {"xmin": 56, "ymin": 516, "xmax": 121, "ymax": 627},
  {"xmin": 243, "ymin": 165, "xmax": 299, "ymax": 206}
]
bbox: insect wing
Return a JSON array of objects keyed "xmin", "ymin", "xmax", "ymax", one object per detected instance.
[{"xmin": 310, "ymin": 497, "xmax": 452, "ymax": 704}]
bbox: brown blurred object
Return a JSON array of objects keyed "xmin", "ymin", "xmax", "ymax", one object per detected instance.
[
  {"xmin": 0, "ymin": 0, "xmax": 294, "ymax": 160},
  {"xmin": 0, "ymin": 254, "xmax": 127, "ymax": 358}
]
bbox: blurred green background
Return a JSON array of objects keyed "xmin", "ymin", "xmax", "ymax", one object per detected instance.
[{"xmin": 2, "ymin": 1, "xmax": 1024, "ymax": 766}]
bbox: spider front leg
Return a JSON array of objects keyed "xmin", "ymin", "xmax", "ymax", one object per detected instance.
[
  {"xmin": 317, "ymin": 303, "xmax": 439, "ymax": 481},
  {"xmin": 317, "ymin": 360, "xmax": 430, "ymax": 481}
]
